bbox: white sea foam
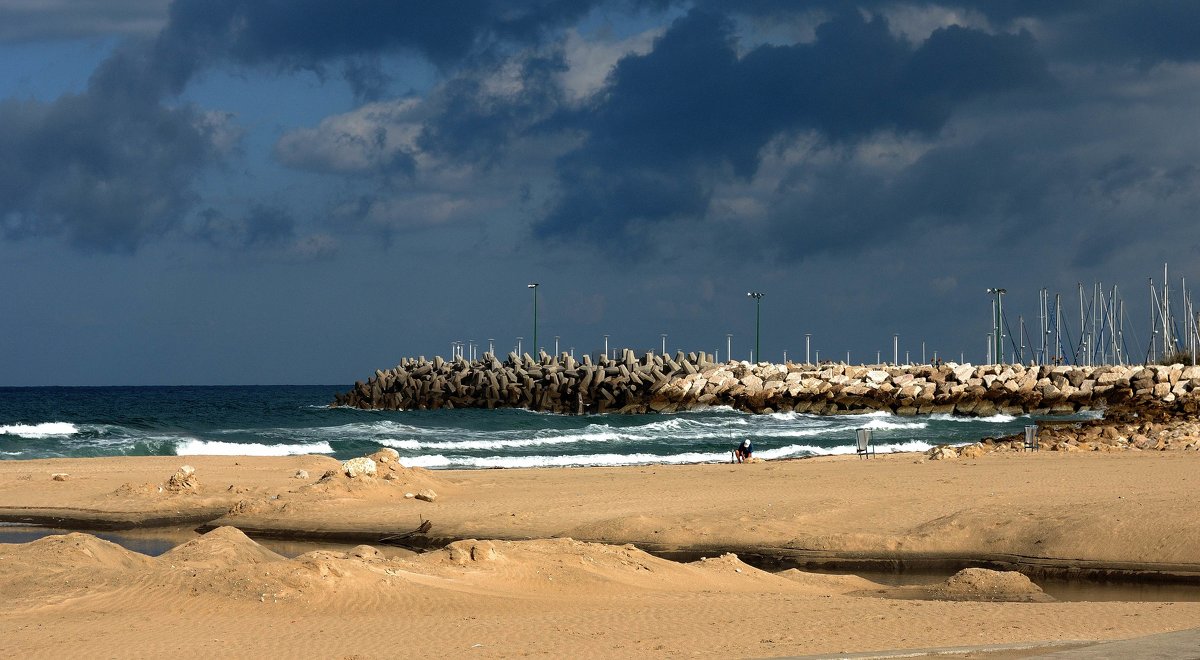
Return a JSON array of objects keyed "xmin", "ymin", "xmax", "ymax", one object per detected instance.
[
  {"xmin": 862, "ymin": 418, "xmax": 928, "ymax": 431},
  {"xmin": 0, "ymin": 422, "xmax": 79, "ymax": 438},
  {"xmin": 402, "ymin": 450, "xmax": 737, "ymax": 469},
  {"xmin": 878, "ymin": 439, "xmax": 936, "ymax": 453},
  {"xmin": 851, "ymin": 410, "xmax": 895, "ymax": 418},
  {"xmin": 681, "ymin": 405, "xmax": 741, "ymax": 415},
  {"xmin": 929, "ymin": 413, "xmax": 1019, "ymax": 423},
  {"xmin": 377, "ymin": 439, "xmax": 422, "ymax": 450},
  {"xmin": 175, "ymin": 439, "xmax": 334, "ymax": 456},
  {"xmin": 399, "ymin": 454, "xmax": 454, "ymax": 468},
  {"xmin": 754, "ymin": 444, "xmax": 838, "ymax": 459},
  {"xmin": 399, "ymin": 438, "xmax": 941, "ymax": 469},
  {"xmin": 378, "ymin": 429, "xmax": 624, "ymax": 451}
]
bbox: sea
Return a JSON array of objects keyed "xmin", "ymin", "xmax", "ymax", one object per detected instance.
[{"xmin": 0, "ymin": 386, "xmax": 1099, "ymax": 468}]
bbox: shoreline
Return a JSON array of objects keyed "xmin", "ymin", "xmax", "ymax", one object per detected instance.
[{"xmin": 4, "ymin": 448, "xmax": 1200, "ymax": 568}]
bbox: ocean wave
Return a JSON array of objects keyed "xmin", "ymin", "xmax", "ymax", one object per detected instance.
[
  {"xmin": 848, "ymin": 410, "xmax": 896, "ymax": 418},
  {"xmin": 861, "ymin": 418, "xmax": 928, "ymax": 431},
  {"xmin": 929, "ymin": 413, "xmax": 1020, "ymax": 423},
  {"xmin": 219, "ymin": 419, "xmax": 425, "ymax": 438},
  {"xmin": 175, "ymin": 439, "xmax": 334, "ymax": 456},
  {"xmin": 398, "ymin": 438, "xmax": 941, "ymax": 469},
  {"xmin": 756, "ymin": 439, "xmax": 935, "ymax": 459},
  {"xmin": 679, "ymin": 405, "xmax": 742, "ymax": 415},
  {"xmin": 878, "ymin": 439, "xmax": 936, "ymax": 453},
  {"xmin": 0, "ymin": 422, "xmax": 79, "ymax": 438},
  {"xmin": 377, "ymin": 429, "xmax": 624, "ymax": 451},
  {"xmin": 400, "ymin": 450, "xmax": 739, "ymax": 469}
]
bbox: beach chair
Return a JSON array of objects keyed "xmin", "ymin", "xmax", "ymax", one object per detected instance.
[
  {"xmin": 855, "ymin": 428, "xmax": 875, "ymax": 459},
  {"xmin": 1023, "ymin": 425, "xmax": 1039, "ymax": 452}
]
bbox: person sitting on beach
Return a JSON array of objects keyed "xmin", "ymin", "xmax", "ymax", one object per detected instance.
[{"xmin": 733, "ymin": 438, "xmax": 753, "ymax": 463}]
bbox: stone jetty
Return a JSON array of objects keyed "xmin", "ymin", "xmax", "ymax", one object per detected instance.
[{"xmin": 334, "ymin": 352, "xmax": 1200, "ymax": 417}]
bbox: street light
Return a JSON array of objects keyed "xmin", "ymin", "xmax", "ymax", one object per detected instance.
[
  {"xmin": 661, "ymin": 333, "xmax": 667, "ymax": 355},
  {"xmin": 554, "ymin": 335, "xmax": 560, "ymax": 356},
  {"xmin": 603, "ymin": 335, "xmax": 609, "ymax": 360},
  {"xmin": 805, "ymin": 334, "xmax": 811, "ymax": 365},
  {"xmin": 487, "ymin": 338, "xmax": 494, "ymax": 356},
  {"xmin": 516, "ymin": 336, "xmax": 523, "ymax": 356},
  {"xmin": 726, "ymin": 334, "xmax": 732, "ymax": 363},
  {"xmin": 747, "ymin": 292, "xmax": 764, "ymax": 364},
  {"xmin": 987, "ymin": 287, "xmax": 1007, "ymax": 364},
  {"xmin": 530, "ymin": 282, "xmax": 540, "ymax": 360}
]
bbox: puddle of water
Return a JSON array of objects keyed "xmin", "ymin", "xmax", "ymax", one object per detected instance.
[
  {"xmin": 796, "ymin": 567, "xmax": 1200, "ymax": 603},
  {"xmin": 0, "ymin": 524, "xmax": 416, "ymax": 560},
  {"xmin": 6, "ymin": 525, "xmax": 1200, "ymax": 603}
]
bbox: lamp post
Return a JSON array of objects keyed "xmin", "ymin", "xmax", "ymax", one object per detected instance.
[
  {"xmin": 805, "ymin": 334, "xmax": 811, "ymax": 365},
  {"xmin": 554, "ymin": 335, "xmax": 560, "ymax": 356},
  {"xmin": 661, "ymin": 333, "xmax": 667, "ymax": 355},
  {"xmin": 487, "ymin": 338, "xmax": 494, "ymax": 356},
  {"xmin": 893, "ymin": 333, "xmax": 899, "ymax": 365},
  {"xmin": 603, "ymin": 335, "xmax": 609, "ymax": 360},
  {"xmin": 726, "ymin": 334, "xmax": 732, "ymax": 363},
  {"xmin": 528, "ymin": 283, "xmax": 539, "ymax": 358},
  {"xmin": 747, "ymin": 292, "xmax": 764, "ymax": 364},
  {"xmin": 987, "ymin": 287, "xmax": 1006, "ymax": 364},
  {"xmin": 517, "ymin": 336, "xmax": 523, "ymax": 356}
]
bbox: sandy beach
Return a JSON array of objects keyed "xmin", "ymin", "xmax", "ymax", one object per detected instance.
[{"xmin": 3, "ymin": 449, "xmax": 1200, "ymax": 658}]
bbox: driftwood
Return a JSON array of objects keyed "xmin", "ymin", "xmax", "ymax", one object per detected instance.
[{"xmin": 379, "ymin": 518, "xmax": 432, "ymax": 545}]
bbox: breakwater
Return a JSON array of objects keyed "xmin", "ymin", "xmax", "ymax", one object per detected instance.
[{"xmin": 335, "ymin": 352, "xmax": 1200, "ymax": 417}]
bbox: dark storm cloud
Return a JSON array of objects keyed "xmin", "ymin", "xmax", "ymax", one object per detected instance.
[
  {"xmin": 763, "ymin": 130, "xmax": 1200, "ymax": 268},
  {"xmin": 535, "ymin": 9, "xmax": 1050, "ymax": 241},
  {"xmin": 0, "ymin": 0, "xmax": 168, "ymax": 42},
  {"xmin": 1042, "ymin": 1, "xmax": 1200, "ymax": 65},
  {"xmin": 417, "ymin": 50, "xmax": 569, "ymax": 167},
  {"xmin": 190, "ymin": 205, "xmax": 295, "ymax": 250},
  {"xmin": 764, "ymin": 136, "xmax": 1066, "ymax": 260},
  {"xmin": 151, "ymin": 0, "xmax": 615, "ymax": 93},
  {"xmin": 0, "ymin": 0, "xmax": 629, "ymax": 252},
  {"xmin": 703, "ymin": 2, "xmax": 1200, "ymax": 65},
  {"xmin": 0, "ymin": 44, "xmax": 236, "ymax": 252},
  {"xmin": 341, "ymin": 57, "xmax": 393, "ymax": 102}
]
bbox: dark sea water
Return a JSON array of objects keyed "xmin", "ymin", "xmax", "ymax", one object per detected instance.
[{"xmin": 0, "ymin": 386, "xmax": 1098, "ymax": 468}]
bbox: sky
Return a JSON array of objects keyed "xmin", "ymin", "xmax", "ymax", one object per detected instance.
[{"xmin": 2, "ymin": 1, "xmax": 1200, "ymax": 385}]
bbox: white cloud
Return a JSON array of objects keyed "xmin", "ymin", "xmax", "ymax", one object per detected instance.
[
  {"xmin": 874, "ymin": 3, "xmax": 993, "ymax": 43},
  {"xmin": 557, "ymin": 27, "xmax": 660, "ymax": 102},
  {"xmin": 273, "ymin": 98, "xmax": 424, "ymax": 175}
]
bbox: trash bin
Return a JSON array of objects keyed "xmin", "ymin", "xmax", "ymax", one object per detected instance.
[
  {"xmin": 1023, "ymin": 425, "xmax": 1039, "ymax": 451},
  {"xmin": 856, "ymin": 428, "xmax": 874, "ymax": 458}
]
